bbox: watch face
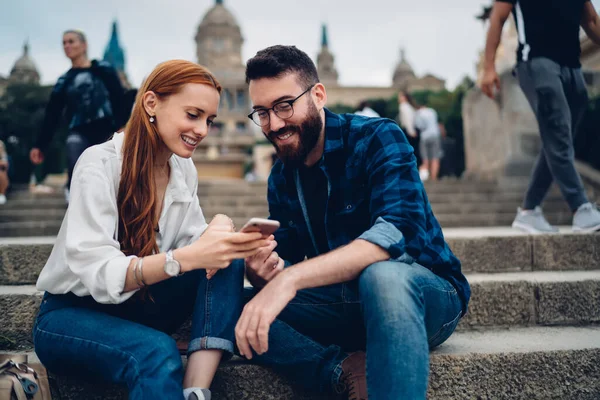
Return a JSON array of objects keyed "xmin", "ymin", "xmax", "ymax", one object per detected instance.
[{"xmin": 165, "ymin": 260, "xmax": 180, "ymax": 276}]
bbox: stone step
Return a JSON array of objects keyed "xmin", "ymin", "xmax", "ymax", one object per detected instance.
[
  {"xmin": 0, "ymin": 207, "xmax": 572, "ymax": 229},
  {"xmin": 2, "ymin": 271, "xmax": 599, "ymax": 350},
  {"xmin": 434, "ymin": 211, "xmax": 573, "ymax": 228},
  {"xmin": 1, "ymin": 234, "xmax": 598, "ymax": 285},
  {"xmin": 0, "ymin": 198, "xmax": 67, "ymax": 210},
  {"xmin": 0, "ymin": 208, "xmax": 574, "ymax": 235},
  {"xmin": 0, "ymin": 209, "xmax": 67, "ymax": 223},
  {"xmin": 2, "ymin": 198, "xmax": 571, "ymax": 218},
  {"xmin": 430, "ymin": 199, "xmax": 569, "ymax": 214},
  {"xmin": 0, "ymin": 221, "xmax": 62, "ymax": 237},
  {"xmin": 4, "ymin": 326, "xmax": 600, "ymax": 399}
]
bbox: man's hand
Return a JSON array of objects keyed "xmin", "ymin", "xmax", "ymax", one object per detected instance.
[
  {"xmin": 30, "ymin": 148, "xmax": 44, "ymax": 165},
  {"xmin": 481, "ymin": 68, "xmax": 500, "ymax": 99},
  {"xmin": 235, "ymin": 272, "xmax": 297, "ymax": 359},
  {"xmin": 245, "ymin": 239, "xmax": 284, "ymax": 287}
]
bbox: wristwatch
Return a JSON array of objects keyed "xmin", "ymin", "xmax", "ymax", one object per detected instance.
[{"xmin": 164, "ymin": 250, "xmax": 182, "ymax": 277}]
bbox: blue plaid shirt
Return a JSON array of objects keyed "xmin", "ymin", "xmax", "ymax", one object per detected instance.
[{"xmin": 268, "ymin": 108, "xmax": 470, "ymax": 312}]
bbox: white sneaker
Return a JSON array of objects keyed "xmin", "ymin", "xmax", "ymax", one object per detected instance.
[
  {"xmin": 419, "ymin": 169, "xmax": 430, "ymax": 181},
  {"xmin": 0, "ymin": 194, "xmax": 6, "ymax": 205},
  {"xmin": 187, "ymin": 389, "xmax": 211, "ymax": 400},
  {"xmin": 511, "ymin": 206, "xmax": 559, "ymax": 234},
  {"xmin": 573, "ymin": 202, "xmax": 600, "ymax": 233}
]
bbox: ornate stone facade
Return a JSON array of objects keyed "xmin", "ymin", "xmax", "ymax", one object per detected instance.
[
  {"xmin": 317, "ymin": 24, "xmax": 339, "ymax": 87},
  {"xmin": 326, "ymin": 46, "xmax": 445, "ymax": 109},
  {"xmin": 1, "ymin": 41, "xmax": 41, "ymax": 97},
  {"xmin": 9, "ymin": 41, "xmax": 40, "ymax": 86},
  {"xmin": 193, "ymin": 0, "xmax": 256, "ymax": 179}
]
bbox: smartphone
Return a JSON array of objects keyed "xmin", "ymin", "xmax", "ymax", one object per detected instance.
[{"xmin": 240, "ymin": 218, "xmax": 280, "ymax": 236}]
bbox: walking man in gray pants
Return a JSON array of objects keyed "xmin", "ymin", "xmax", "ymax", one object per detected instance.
[{"xmin": 482, "ymin": 0, "xmax": 600, "ymax": 233}]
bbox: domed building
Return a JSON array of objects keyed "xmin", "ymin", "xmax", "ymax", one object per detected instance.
[
  {"xmin": 392, "ymin": 49, "xmax": 417, "ymax": 89},
  {"xmin": 196, "ymin": 0, "xmax": 244, "ymax": 76},
  {"xmin": 325, "ymin": 43, "xmax": 445, "ymax": 107},
  {"xmin": 9, "ymin": 41, "xmax": 41, "ymax": 85},
  {"xmin": 193, "ymin": 0, "xmax": 255, "ymax": 179}
]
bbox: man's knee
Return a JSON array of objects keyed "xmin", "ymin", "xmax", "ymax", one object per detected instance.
[{"xmin": 359, "ymin": 261, "xmax": 424, "ymax": 307}]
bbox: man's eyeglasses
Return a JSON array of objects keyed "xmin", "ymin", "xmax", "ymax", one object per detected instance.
[{"xmin": 248, "ymin": 85, "xmax": 314, "ymax": 127}]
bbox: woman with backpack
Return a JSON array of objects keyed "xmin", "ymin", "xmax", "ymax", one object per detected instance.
[{"xmin": 30, "ymin": 30, "xmax": 126, "ymax": 202}]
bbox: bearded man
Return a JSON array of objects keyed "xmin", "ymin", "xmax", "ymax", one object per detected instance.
[{"xmin": 236, "ymin": 45, "xmax": 470, "ymax": 400}]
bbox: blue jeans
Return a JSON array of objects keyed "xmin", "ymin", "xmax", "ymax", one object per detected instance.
[
  {"xmin": 517, "ymin": 58, "xmax": 589, "ymax": 211},
  {"xmin": 33, "ymin": 259, "xmax": 246, "ymax": 400},
  {"xmin": 245, "ymin": 261, "xmax": 463, "ymax": 399}
]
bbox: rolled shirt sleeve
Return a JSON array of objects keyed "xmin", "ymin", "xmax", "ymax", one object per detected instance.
[
  {"xmin": 65, "ymin": 164, "xmax": 138, "ymax": 304},
  {"xmin": 357, "ymin": 121, "xmax": 428, "ymax": 261}
]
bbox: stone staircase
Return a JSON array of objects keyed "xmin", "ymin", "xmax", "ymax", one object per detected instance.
[
  {"xmin": 0, "ymin": 177, "xmax": 594, "ymax": 237},
  {"xmin": 1, "ymin": 232, "xmax": 599, "ymax": 399}
]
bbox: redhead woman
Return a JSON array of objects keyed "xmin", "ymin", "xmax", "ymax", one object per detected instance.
[{"xmin": 33, "ymin": 60, "xmax": 270, "ymax": 400}]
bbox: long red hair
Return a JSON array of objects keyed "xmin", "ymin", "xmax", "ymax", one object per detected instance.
[{"xmin": 118, "ymin": 60, "xmax": 222, "ymax": 258}]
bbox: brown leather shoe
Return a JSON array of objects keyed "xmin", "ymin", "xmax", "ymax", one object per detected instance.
[{"xmin": 340, "ymin": 351, "xmax": 368, "ymax": 400}]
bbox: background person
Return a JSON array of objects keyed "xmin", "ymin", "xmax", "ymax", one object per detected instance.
[
  {"xmin": 481, "ymin": 0, "xmax": 600, "ymax": 233},
  {"xmin": 30, "ymin": 30, "xmax": 126, "ymax": 202},
  {"xmin": 414, "ymin": 100, "xmax": 443, "ymax": 181}
]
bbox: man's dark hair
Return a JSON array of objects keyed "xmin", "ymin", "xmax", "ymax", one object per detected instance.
[{"xmin": 245, "ymin": 45, "xmax": 320, "ymax": 88}]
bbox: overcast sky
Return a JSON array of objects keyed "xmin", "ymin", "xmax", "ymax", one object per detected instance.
[{"xmin": 2, "ymin": 0, "xmax": 599, "ymax": 91}]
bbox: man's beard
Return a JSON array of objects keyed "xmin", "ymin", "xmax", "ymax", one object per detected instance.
[{"xmin": 265, "ymin": 101, "xmax": 323, "ymax": 167}]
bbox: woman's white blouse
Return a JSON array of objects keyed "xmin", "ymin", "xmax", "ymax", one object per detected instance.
[{"xmin": 36, "ymin": 132, "xmax": 208, "ymax": 304}]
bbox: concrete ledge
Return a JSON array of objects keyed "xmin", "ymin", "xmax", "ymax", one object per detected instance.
[
  {"xmin": 0, "ymin": 244, "xmax": 53, "ymax": 284},
  {"xmin": 14, "ymin": 326, "xmax": 600, "ymax": 399},
  {"xmin": 2, "ymin": 272, "xmax": 600, "ymax": 349},
  {"xmin": 449, "ymin": 234, "xmax": 600, "ymax": 273},
  {"xmin": 461, "ymin": 271, "xmax": 600, "ymax": 328},
  {"xmin": 0, "ymin": 221, "xmax": 62, "ymax": 237},
  {"xmin": 2, "ymin": 235, "xmax": 598, "ymax": 286},
  {"xmin": 533, "ymin": 234, "xmax": 600, "ymax": 271},
  {"xmin": 0, "ymin": 287, "xmax": 42, "ymax": 350},
  {"xmin": 447, "ymin": 236, "xmax": 533, "ymax": 273}
]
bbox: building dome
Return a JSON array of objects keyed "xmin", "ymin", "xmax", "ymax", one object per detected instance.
[
  {"xmin": 392, "ymin": 48, "xmax": 416, "ymax": 89},
  {"xmin": 9, "ymin": 41, "xmax": 40, "ymax": 85},
  {"xmin": 199, "ymin": 1, "xmax": 240, "ymax": 30},
  {"xmin": 195, "ymin": 0, "xmax": 244, "ymax": 74}
]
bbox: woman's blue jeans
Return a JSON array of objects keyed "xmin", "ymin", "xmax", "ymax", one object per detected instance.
[{"xmin": 33, "ymin": 259, "xmax": 246, "ymax": 400}]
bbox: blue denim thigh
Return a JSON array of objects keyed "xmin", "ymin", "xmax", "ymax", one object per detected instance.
[
  {"xmin": 33, "ymin": 305, "xmax": 185, "ymax": 400},
  {"xmin": 357, "ymin": 261, "xmax": 463, "ymax": 399}
]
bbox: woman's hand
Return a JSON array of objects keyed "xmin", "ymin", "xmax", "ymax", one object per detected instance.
[{"xmin": 175, "ymin": 215, "xmax": 268, "ymax": 273}]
